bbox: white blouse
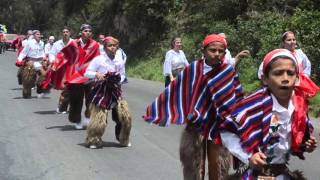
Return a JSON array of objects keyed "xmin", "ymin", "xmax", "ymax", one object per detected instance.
[{"xmin": 163, "ymin": 49, "xmax": 189, "ymax": 76}]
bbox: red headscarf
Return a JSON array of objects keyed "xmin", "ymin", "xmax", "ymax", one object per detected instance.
[
  {"xmin": 262, "ymin": 49, "xmax": 297, "ymax": 75},
  {"xmin": 202, "ymin": 34, "xmax": 227, "ymax": 49},
  {"xmin": 262, "ymin": 49, "xmax": 319, "ymax": 156},
  {"xmin": 103, "ymin": 36, "xmax": 118, "ymax": 46}
]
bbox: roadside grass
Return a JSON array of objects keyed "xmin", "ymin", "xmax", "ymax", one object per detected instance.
[{"xmin": 127, "ymin": 53, "xmax": 164, "ymax": 82}]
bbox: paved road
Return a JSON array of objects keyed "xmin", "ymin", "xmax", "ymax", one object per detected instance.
[{"xmin": 0, "ymin": 51, "xmax": 319, "ymax": 180}]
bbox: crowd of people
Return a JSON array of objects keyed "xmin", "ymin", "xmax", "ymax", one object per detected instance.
[
  {"xmin": 13, "ymin": 24, "xmax": 132, "ymax": 150},
  {"xmin": 146, "ymin": 32, "xmax": 319, "ymax": 179},
  {"xmin": 8, "ymin": 23, "xmax": 319, "ymax": 180}
]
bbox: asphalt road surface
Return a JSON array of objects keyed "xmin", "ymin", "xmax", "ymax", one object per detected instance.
[{"xmin": 0, "ymin": 51, "xmax": 319, "ymax": 180}]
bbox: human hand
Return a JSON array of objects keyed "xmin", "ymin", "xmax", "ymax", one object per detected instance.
[
  {"xmin": 95, "ymin": 72, "xmax": 105, "ymax": 81},
  {"xmin": 249, "ymin": 152, "xmax": 267, "ymax": 170},
  {"xmin": 235, "ymin": 50, "xmax": 251, "ymax": 59},
  {"xmin": 305, "ymin": 136, "xmax": 317, "ymax": 153}
]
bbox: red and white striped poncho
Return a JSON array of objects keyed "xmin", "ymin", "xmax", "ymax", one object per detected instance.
[{"xmin": 144, "ymin": 59, "xmax": 243, "ymax": 142}]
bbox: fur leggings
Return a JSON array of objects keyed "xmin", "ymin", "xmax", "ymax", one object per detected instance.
[
  {"xmin": 179, "ymin": 127, "xmax": 231, "ymax": 180},
  {"xmin": 21, "ymin": 64, "xmax": 36, "ymax": 98},
  {"xmin": 86, "ymin": 99, "xmax": 132, "ymax": 147}
]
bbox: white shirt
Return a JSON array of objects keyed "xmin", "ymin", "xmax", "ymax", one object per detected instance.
[
  {"xmin": 224, "ymin": 49, "xmax": 236, "ymax": 67},
  {"xmin": 49, "ymin": 39, "xmax": 73, "ymax": 63},
  {"xmin": 85, "ymin": 53, "xmax": 125, "ymax": 82},
  {"xmin": 99, "ymin": 46, "xmax": 127, "ymax": 73},
  {"xmin": 266, "ymin": 94, "xmax": 294, "ymax": 164},
  {"xmin": 258, "ymin": 49, "xmax": 311, "ymax": 79},
  {"xmin": 44, "ymin": 43, "xmax": 54, "ymax": 56},
  {"xmin": 221, "ymin": 93, "xmax": 294, "ymax": 180},
  {"xmin": 21, "ymin": 39, "xmax": 29, "ymax": 47},
  {"xmin": 18, "ymin": 39, "xmax": 45, "ymax": 61},
  {"xmin": 163, "ymin": 49, "xmax": 189, "ymax": 76}
]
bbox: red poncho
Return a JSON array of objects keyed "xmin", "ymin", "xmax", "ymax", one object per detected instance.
[{"xmin": 51, "ymin": 39, "xmax": 100, "ymax": 89}]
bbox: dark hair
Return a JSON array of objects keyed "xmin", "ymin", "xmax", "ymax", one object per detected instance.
[
  {"xmin": 171, "ymin": 37, "xmax": 181, "ymax": 49},
  {"xmin": 62, "ymin": 26, "xmax": 71, "ymax": 32},
  {"xmin": 280, "ymin": 31, "xmax": 300, "ymax": 48},
  {"xmin": 281, "ymin": 31, "xmax": 294, "ymax": 42},
  {"xmin": 264, "ymin": 55, "xmax": 297, "ymax": 78}
]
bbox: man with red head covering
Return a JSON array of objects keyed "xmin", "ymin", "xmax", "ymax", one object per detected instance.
[
  {"xmin": 221, "ymin": 49, "xmax": 318, "ymax": 179},
  {"xmin": 51, "ymin": 24, "xmax": 100, "ymax": 129},
  {"xmin": 144, "ymin": 34, "xmax": 244, "ymax": 180}
]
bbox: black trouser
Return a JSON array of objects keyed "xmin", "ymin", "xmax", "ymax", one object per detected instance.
[
  {"xmin": 17, "ymin": 66, "xmax": 23, "ymax": 85},
  {"xmin": 68, "ymin": 83, "xmax": 92, "ymax": 123},
  {"xmin": 112, "ymin": 108, "xmax": 122, "ymax": 140},
  {"xmin": 58, "ymin": 88, "xmax": 70, "ymax": 112}
]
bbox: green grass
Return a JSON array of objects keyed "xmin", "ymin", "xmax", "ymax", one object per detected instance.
[{"xmin": 127, "ymin": 54, "xmax": 164, "ymax": 82}]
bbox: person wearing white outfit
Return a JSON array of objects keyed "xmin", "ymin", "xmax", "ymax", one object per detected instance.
[
  {"xmin": 163, "ymin": 37, "xmax": 189, "ymax": 87},
  {"xmin": 50, "ymin": 27, "xmax": 73, "ymax": 114},
  {"xmin": 17, "ymin": 30, "xmax": 45, "ymax": 98},
  {"xmin": 84, "ymin": 36, "xmax": 132, "ymax": 149},
  {"xmin": 258, "ymin": 31, "xmax": 311, "ymax": 79}
]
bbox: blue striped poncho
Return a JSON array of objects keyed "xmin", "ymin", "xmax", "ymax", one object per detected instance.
[{"xmin": 144, "ymin": 59, "xmax": 243, "ymax": 141}]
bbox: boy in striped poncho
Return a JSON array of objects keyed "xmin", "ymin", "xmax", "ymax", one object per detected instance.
[
  {"xmin": 221, "ymin": 49, "xmax": 318, "ymax": 179},
  {"xmin": 144, "ymin": 34, "xmax": 243, "ymax": 180}
]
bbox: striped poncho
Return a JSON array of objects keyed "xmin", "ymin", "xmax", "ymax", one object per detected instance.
[
  {"xmin": 221, "ymin": 88, "xmax": 314, "ymax": 179},
  {"xmin": 144, "ymin": 59, "xmax": 243, "ymax": 141},
  {"xmin": 90, "ymin": 72, "xmax": 122, "ymax": 110}
]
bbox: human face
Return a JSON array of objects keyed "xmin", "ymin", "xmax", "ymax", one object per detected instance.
[
  {"xmin": 34, "ymin": 32, "xmax": 41, "ymax": 42},
  {"xmin": 262, "ymin": 58, "xmax": 297, "ymax": 107},
  {"xmin": 48, "ymin": 38, "xmax": 54, "ymax": 44},
  {"xmin": 81, "ymin": 29, "xmax": 92, "ymax": 40},
  {"xmin": 283, "ymin": 33, "xmax": 296, "ymax": 51},
  {"xmin": 104, "ymin": 40, "xmax": 118, "ymax": 58},
  {"xmin": 173, "ymin": 38, "xmax": 182, "ymax": 51},
  {"xmin": 99, "ymin": 35, "xmax": 105, "ymax": 44},
  {"xmin": 27, "ymin": 31, "xmax": 33, "ymax": 38},
  {"xmin": 202, "ymin": 42, "xmax": 225, "ymax": 66},
  {"xmin": 62, "ymin": 29, "xmax": 71, "ymax": 39}
]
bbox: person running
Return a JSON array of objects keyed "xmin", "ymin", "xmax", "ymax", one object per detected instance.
[
  {"xmin": 144, "ymin": 34, "xmax": 243, "ymax": 180},
  {"xmin": 51, "ymin": 24, "xmax": 100, "ymax": 129},
  {"xmin": 17, "ymin": 30, "xmax": 45, "ymax": 98},
  {"xmin": 221, "ymin": 49, "xmax": 318, "ymax": 179},
  {"xmin": 84, "ymin": 36, "xmax": 132, "ymax": 149},
  {"xmin": 49, "ymin": 27, "xmax": 73, "ymax": 114},
  {"xmin": 258, "ymin": 31, "xmax": 311, "ymax": 79},
  {"xmin": 163, "ymin": 36, "xmax": 189, "ymax": 87}
]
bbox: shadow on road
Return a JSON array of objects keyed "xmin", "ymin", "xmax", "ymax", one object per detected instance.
[
  {"xmin": 34, "ymin": 110, "xmax": 57, "ymax": 115},
  {"xmin": 10, "ymin": 87, "xmax": 23, "ymax": 90},
  {"xmin": 46, "ymin": 125, "xmax": 84, "ymax": 131},
  {"xmin": 13, "ymin": 96, "xmax": 37, "ymax": 99},
  {"xmin": 77, "ymin": 141, "xmax": 125, "ymax": 148}
]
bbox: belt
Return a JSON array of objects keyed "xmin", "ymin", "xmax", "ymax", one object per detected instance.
[{"xmin": 26, "ymin": 57, "xmax": 43, "ymax": 61}]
